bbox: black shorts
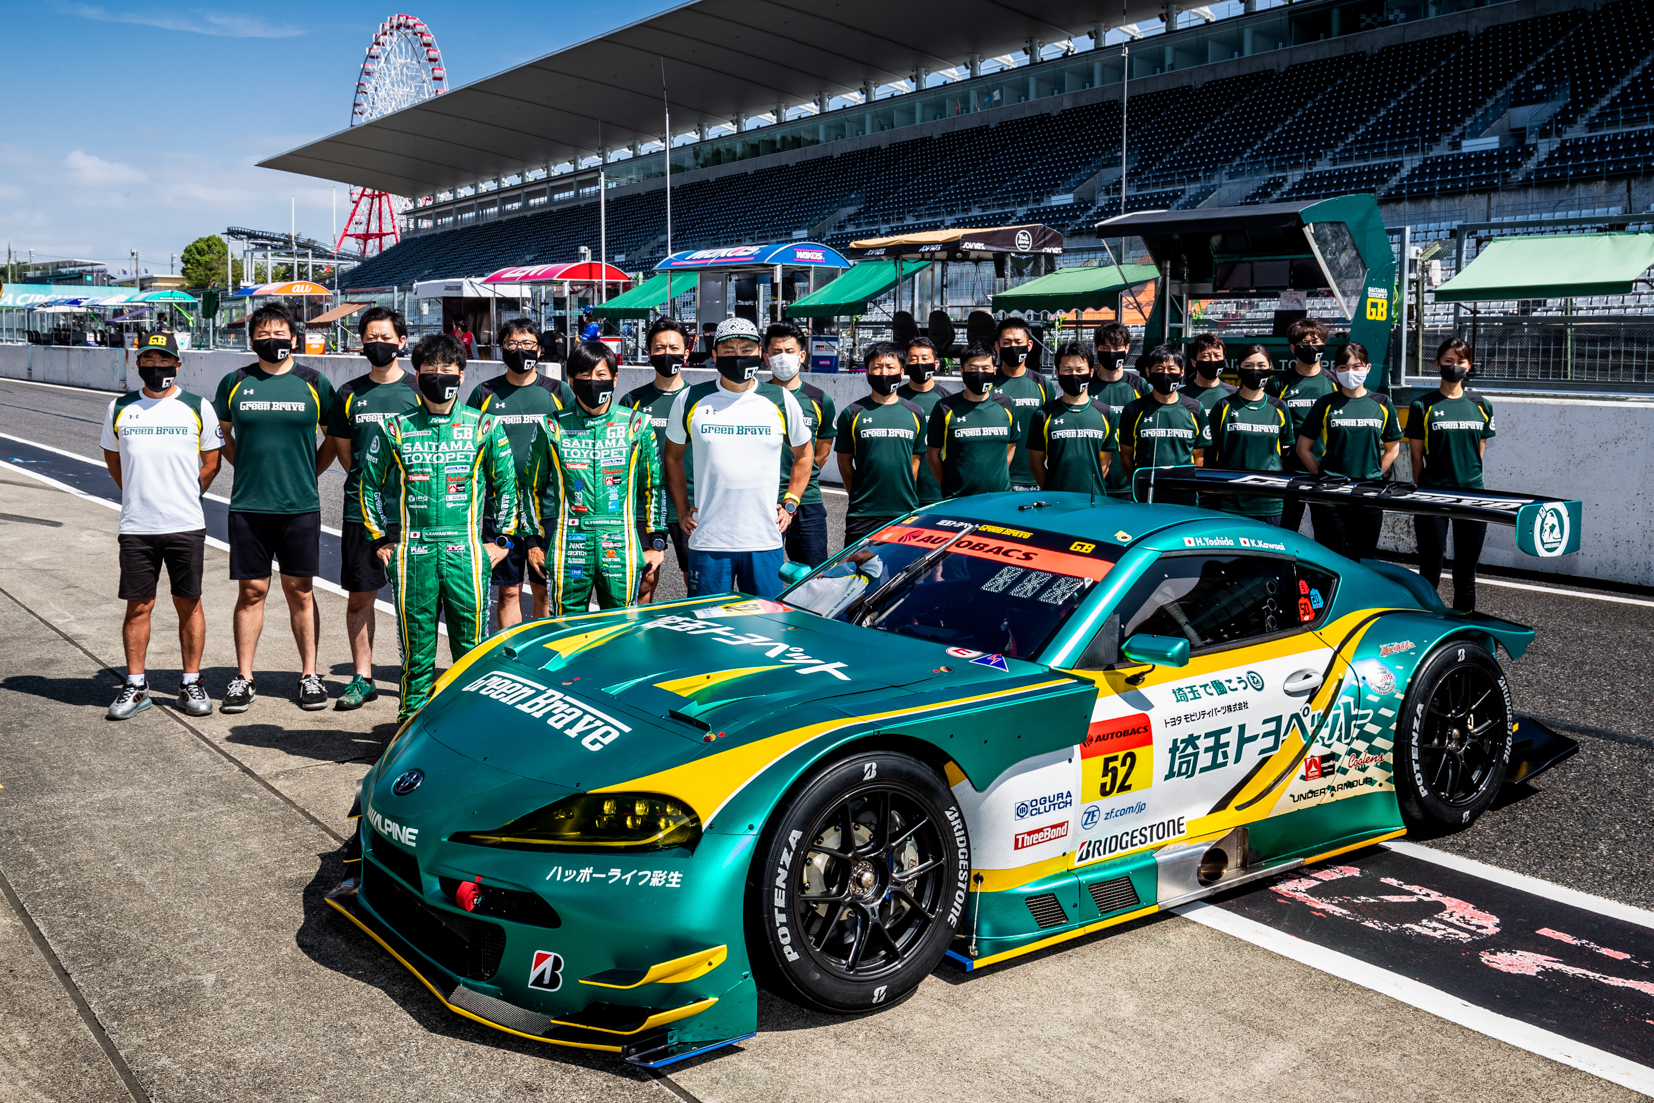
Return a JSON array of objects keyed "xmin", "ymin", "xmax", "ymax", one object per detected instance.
[
  {"xmin": 340, "ymin": 521, "xmax": 389, "ymax": 593},
  {"xmin": 844, "ymin": 514, "xmax": 893, "ymax": 547},
  {"xmin": 667, "ymin": 521, "xmax": 690, "ymax": 574},
  {"xmin": 483, "ymin": 523, "xmax": 544, "ymax": 588},
  {"xmin": 228, "ymin": 510, "xmax": 321, "ymax": 580},
  {"xmin": 118, "ymin": 530, "xmax": 205, "ymax": 601}
]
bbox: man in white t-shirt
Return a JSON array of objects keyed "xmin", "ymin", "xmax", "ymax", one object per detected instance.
[
  {"xmin": 100, "ymin": 332, "xmax": 225, "ymax": 719},
  {"xmin": 664, "ymin": 316, "xmax": 813, "ymax": 598}
]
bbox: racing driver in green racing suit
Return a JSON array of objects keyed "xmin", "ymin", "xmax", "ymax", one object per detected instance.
[
  {"xmin": 525, "ymin": 340, "xmax": 666, "ymax": 614},
  {"xmin": 359, "ymin": 334, "xmax": 518, "ymax": 722}
]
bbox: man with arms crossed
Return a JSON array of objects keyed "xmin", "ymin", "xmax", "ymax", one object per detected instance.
[
  {"xmin": 621, "ymin": 317, "xmax": 692, "ymax": 600},
  {"xmin": 926, "ymin": 344, "xmax": 1016, "ymax": 498},
  {"xmin": 991, "ymin": 316, "xmax": 1054, "ymax": 491},
  {"xmin": 103, "ymin": 332, "xmax": 224, "ymax": 719},
  {"xmin": 835, "ymin": 342, "xmax": 928, "ymax": 545},
  {"xmin": 1028, "ymin": 342, "xmax": 1115, "ymax": 495},
  {"xmin": 898, "ymin": 337, "xmax": 945, "ymax": 507},
  {"xmin": 665, "ymin": 317, "xmax": 813, "ymax": 598},
  {"xmin": 1088, "ymin": 321, "xmax": 1148, "ymax": 500},
  {"xmin": 764, "ymin": 321, "xmax": 835, "ymax": 567},
  {"xmin": 213, "ymin": 302, "xmax": 335, "ymax": 713}
]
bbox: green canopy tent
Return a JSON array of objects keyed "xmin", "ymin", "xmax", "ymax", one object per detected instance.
[
  {"xmin": 1434, "ymin": 232, "xmax": 1654, "ymax": 301},
  {"xmin": 989, "ymin": 263, "xmax": 1160, "ymax": 313},
  {"xmin": 589, "ymin": 272, "xmax": 695, "ymax": 319},
  {"xmin": 785, "ymin": 260, "xmax": 929, "ymax": 318}
]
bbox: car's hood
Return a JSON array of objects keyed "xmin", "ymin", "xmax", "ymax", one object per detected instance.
[{"xmin": 408, "ymin": 596, "xmax": 1047, "ymax": 794}]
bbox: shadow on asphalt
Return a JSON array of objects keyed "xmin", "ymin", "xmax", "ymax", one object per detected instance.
[
  {"xmin": 226, "ymin": 720, "xmax": 395, "ymax": 764},
  {"xmin": 1, "ymin": 671, "xmax": 118, "ymax": 708}
]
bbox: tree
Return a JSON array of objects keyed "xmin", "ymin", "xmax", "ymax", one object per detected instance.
[{"xmin": 180, "ymin": 235, "xmax": 243, "ymax": 290}]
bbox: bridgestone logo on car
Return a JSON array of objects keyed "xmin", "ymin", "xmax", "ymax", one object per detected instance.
[
  {"xmin": 1013, "ymin": 820, "xmax": 1069, "ymax": 850},
  {"xmin": 1074, "ymin": 816, "xmax": 1186, "ymax": 863},
  {"xmin": 461, "ymin": 671, "xmax": 631, "ymax": 751},
  {"xmin": 946, "ymin": 807, "xmax": 969, "ymax": 926}
]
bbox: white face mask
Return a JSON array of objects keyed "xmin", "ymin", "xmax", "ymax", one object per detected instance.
[
  {"xmin": 1334, "ymin": 367, "xmax": 1370, "ymax": 390},
  {"xmin": 768, "ymin": 352, "xmax": 801, "ymax": 381}
]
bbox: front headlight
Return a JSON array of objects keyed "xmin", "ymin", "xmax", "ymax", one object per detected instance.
[{"xmin": 452, "ymin": 792, "xmax": 701, "ymax": 852}]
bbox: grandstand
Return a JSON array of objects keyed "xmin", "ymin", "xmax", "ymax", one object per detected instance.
[{"xmin": 261, "ymin": 0, "xmax": 1654, "ymax": 317}]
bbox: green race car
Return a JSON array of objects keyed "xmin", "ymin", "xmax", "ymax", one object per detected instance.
[{"xmin": 329, "ymin": 470, "xmax": 1581, "ymax": 1067}]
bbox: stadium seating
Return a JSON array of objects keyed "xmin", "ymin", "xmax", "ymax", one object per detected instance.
[
  {"xmin": 1529, "ymin": 127, "xmax": 1654, "ymax": 182},
  {"xmin": 1276, "ymin": 161, "xmax": 1403, "ymax": 202},
  {"xmin": 1507, "ymin": 0, "xmax": 1654, "ymax": 133},
  {"xmin": 1384, "ymin": 147, "xmax": 1528, "ymax": 199}
]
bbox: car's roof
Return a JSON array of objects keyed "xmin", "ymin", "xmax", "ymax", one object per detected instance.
[{"xmin": 923, "ymin": 492, "xmax": 1284, "ymax": 551}]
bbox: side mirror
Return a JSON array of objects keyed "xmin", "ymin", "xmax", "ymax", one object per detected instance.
[
  {"xmin": 778, "ymin": 561, "xmax": 811, "ymax": 586},
  {"xmin": 1119, "ymin": 634, "xmax": 1190, "ymax": 685}
]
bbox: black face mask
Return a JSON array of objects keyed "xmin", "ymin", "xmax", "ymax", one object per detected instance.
[
  {"xmin": 1195, "ymin": 360, "xmax": 1226, "ymax": 382},
  {"xmin": 501, "ymin": 348, "xmax": 540, "ymax": 375},
  {"xmin": 138, "ymin": 364, "xmax": 177, "ymax": 393},
  {"xmin": 961, "ymin": 369, "xmax": 995, "ymax": 395},
  {"xmin": 1294, "ymin": 344, "xmax": 1324, "ymax": 366},
  {"xmin": 1440, "ymin": 363, "xmax": 1470, "ymax": 383},
  {"xmin": 714, "ymin": 355, "xmax": 763, "ymax": 383},
  {"xmin": 905, "ymin": 362, "xmax": 935, "ymax": 385},
  {"xmin": 649, "ymin": 353, "xmax": 685, "ymax": 377},
  {"xmin": 252, "ymin": 337, "xmax": 292, "ymax": 365},
  {"xmin": 362, "ymin": 341, "xmax": 400, "ymax": 368},
  {"xmin": 1147, "ymin": 371, "xmax": 1182, "ymax": 396},
  {"xmin": 867, "ymin": 372, "xmax": 900, "ymax": 397},
  {"xmin": 417, "ymin": 371, "xmax": 462, "ymax": 405},
  {"xmin": 1057, "ymin": 373, "xmax": 1089, "ymax": 397},
  {"xmin": 999, "ymin": 346, "xmax": 1030, "ymax": 369},
  {"xmin": 571, "ymin": 376, "xmax": 614, "ymax": 409},
  {"xmin": 1237, "ymin": 366, "xmax": 1272, "ymax": 391}
]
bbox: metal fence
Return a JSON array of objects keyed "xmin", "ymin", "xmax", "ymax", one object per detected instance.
[{"xmin": 1419, "ymin": 318, "xmax": 1654, "ymax": 386}]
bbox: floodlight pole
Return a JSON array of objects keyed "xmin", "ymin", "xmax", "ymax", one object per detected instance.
[
  {"xmin": 662, "ymin": 58, "xmax": 673, "ymax": 260},
  {"xmin": 1120, "ymin": 42, "xmax": 1129, "ymax": 267}
]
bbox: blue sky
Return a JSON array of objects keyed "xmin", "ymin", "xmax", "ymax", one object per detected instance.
[{"xmin": 0, "ymin": 1, "xmax": 672, "ymax": 275}]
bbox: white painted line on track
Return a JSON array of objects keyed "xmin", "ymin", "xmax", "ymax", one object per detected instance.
[
  {"xmin": 0, "ymin": 431, "xmax": 107, "ymax": 466},
  {"xmin": 1476, "ymin": 576, "xmax": 1654, "ymax": 608},
  {"xmin": 1384, "ymin": 841, "xmax": 1654, "ymax": 931},
  {"xmin": 0, "ymin": 376, "xmax": 120, "ymax": 395},
  {"xmin": 1173, "ymin": 899, "xmax": 1654, "ymax": 1096}
]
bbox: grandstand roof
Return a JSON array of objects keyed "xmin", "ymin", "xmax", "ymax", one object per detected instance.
[{"xmin": 259, "ymin": 0, "xmax": 1168, "ymax": 196}]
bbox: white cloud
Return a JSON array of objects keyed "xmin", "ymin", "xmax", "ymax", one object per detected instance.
[
  {"xmin": 64, "ymin": 149, "xmax": 148, "ymax": 187},
  {"xmin": 58, "ymin": 4, "xmax": 306, "ymax": 39}
]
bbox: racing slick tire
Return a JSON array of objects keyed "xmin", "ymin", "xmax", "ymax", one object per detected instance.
[
  {"xmin": 747, "ymin": 751, "xmax": 970, "ymax": 1013},
  {"xmin": 1395, "ymin": 640, "xmax": 1512, "ymax": 830}
]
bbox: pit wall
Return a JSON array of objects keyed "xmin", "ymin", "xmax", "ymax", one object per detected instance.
[{"xmin": 2, "ymin": 344, "xmax": 1648, "ymax": 589}]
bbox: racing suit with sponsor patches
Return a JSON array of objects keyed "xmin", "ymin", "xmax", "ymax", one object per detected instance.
[
  {"xmin": 359, "ymin": 404, "xmax": 518, "ymax": 722},
  {"xmin": 524, "ymin": 403, "xmax": 665, "ymax": 615}
]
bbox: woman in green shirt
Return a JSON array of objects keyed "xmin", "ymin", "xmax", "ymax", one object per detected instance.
[
  {"xmin": 1296, "ymin": 341, "xmax": 1401, "ymax": 563},
  {"xmin": 1406, "ymin": 338, "xmax": 1495, "ymax": 611}
]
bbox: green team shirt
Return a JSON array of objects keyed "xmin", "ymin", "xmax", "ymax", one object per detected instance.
[
  {"xmin": 1027, "ymin": 397, "xmax": 1116, "ymax": 495},
  {"xmin": 326, "ymin": 371, "xmax": 421, "ymax": 524},
  {"xmin": 1118, "ymin": 394, "xmax": 1212, "ymax": 469},
  {"xmin": 778, "ymin": 380, "xmax": 836, "ymax": 506},
  {"xmin": 1267, "ymin": 368, "xmax": 1338, "ymax": 469},
  {"xmin": 213, "ymin": 364, "xmax": 335, "ymax": 515},
  {"xmin": 1405, "ymin": 389, "xmax": 1495, "ymax": 489},
  {"xmin": 834, "ymin": 395, "xmax": 928, "ymax": 521},
  {"xmin": 465, "ymin": 373, "xmax": 576, "ymax": 479},
  {"xmin": 620, "ymin": 379, "xmax": 691, "ymax": 524},
  {"xmin": 1184, "ymin": 378, "xmax": 1237, "ymax": 416},
  {"xmin": 1300, "ymin": 391, "xmax": 1403, "ymax": 480},
  {"xmin": 926, "ymin": 390, "xmax": 1016, "ymax": 498},
  {"xmin": 1207, "ymin": 392, "xmax": 1294, "ymax": 517},
  {"xmin": 1089, "ymin": 370, "xmax": 1150, "ymax": 495},
  {"xmin": 897, "ymin": 383, "xmax": 945, "ymax": 504},
  {"xmin": 992, "ymin": 369, "xmax": 1056, "ymax": 488}
]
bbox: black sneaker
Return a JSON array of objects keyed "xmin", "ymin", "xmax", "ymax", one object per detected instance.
[
  {"xmin": 297, "ymin": 674, "xmax": 328, "ymax": 711},
  {"xmin": 221, "ymin": 676, "xmax": 256, "ymax": 714},
  {"xmin": 177, "ymin": 680, "xmax": 213, "ymax": 717},
  {"xmin": 107, "ymin": 682, "xmax": 151, "ymax": 720}
]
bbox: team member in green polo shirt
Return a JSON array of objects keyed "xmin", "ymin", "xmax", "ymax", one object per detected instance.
[
  {"xmin": 926, "ymin": 344, "xmax": 1016, "ymax": 498},
  {"xmin": 1296, "ymin": 341, "xmax": 1401, "ymax": 563},
  {"xmin": 765, "ymin": 321, "xmax": 836, "ymax": 566},
  {"xmin": 1118, "ymin": 346, "xmax": 1211, "ymax": 506},
  {"xmin": 1407, "ymin": 338, "xmax": 1496, "ymax": 610},
  {"xmin": 322, "ymin": 306, "xmax": 420, "ymax": 710},
  {"xmin": 992, "ymin": 316, "xmax": 1055, "ymax": 491},
  {"xmin": 213, "ymin": 302, "xmax": 336, "ymax": 714},
  {"xmin": 1028, "ymin": 342, "xmax": 1115, "ymax": 496},
  {"xmin": 621, "ymin": 317, "xmax": 693, "ymax": 599},
  {"xmin": 835, "ymin": 342, "xmax": 928, "ymax": 545},
  {"xmin": 1205, "ymin": 343, "xmax": 1294, "ymax": 523},
  {"xmin": 1089, "ymin": 321, "xmax": 1149, "ymax": 500},
  {"xmin": 465, "ymin": 318, "xmax": 576, "ymax": 629},
  {"xmin": 1268, "ymin": 317, "xmax": 1336, "ymax": 536},
  {"xmin": 1183, "ymin": 333, "xmax": 1236, "ymax": 415},
  {"xmin": 899, "ymin": 337, "xmax": 945, "ymax": 506}
]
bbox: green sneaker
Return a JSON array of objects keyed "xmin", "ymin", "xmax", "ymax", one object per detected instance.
[{"xmin": 335, "ymin": 675, "xmax": 379, "ymax": 711}]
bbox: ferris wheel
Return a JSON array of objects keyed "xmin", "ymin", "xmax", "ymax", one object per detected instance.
[{"xmin": 336, "ymin": 13, "xmax": 446, "ymax": 257}]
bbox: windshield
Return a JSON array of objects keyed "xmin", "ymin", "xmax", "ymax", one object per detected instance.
[{"xmin": 784, "ymin": 517, "xmax": 1119, "ymax": 658}]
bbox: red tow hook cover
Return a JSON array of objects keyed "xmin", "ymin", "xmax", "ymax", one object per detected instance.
[{"xmin": 456, "ymin": 878, "xmax": 483, "ymax": 912}]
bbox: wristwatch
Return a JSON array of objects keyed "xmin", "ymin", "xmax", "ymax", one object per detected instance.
[
  {"xmin": 650, "ymin": 535, "xmax": 668, "ymax": 552},
  {"xmin": 494, "ymin": 535, "xmax": 515, "ymax": 550},
  {"xmin": 782, "ymin": 499, "xmax": 799, "ymax": 515}
]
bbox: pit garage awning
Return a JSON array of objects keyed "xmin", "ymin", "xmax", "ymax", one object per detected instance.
[
  {"xmin": 308, "ymin": 301, "xmax": 375, "ymax": 325},
  {"xmin": 990, "ymin": 263, "xmax": 1160, "ymax": 313},
  {"xmin": 654, "ymin": 241, "xmax": 851, "ymax": 271},
  {"xmin": 590, "ymin": 272, "xmax": 696, "ymax": 319},
  {"xmin": 786, "ymin": 260, "xmax": 928, "ymax": 318},
  {"xmin": 412, "ymin": 279, "xmax": 532, "ymax": 299},
  {"xmin": 231, "ymin": 281, "xmax": 334, "ymax": 298},
  {"xmin": 847, "ymin": 224, "xmax": 1063, "ymax": 260},
  {"xmin": 482, "ymin": 262, "xmax": 632, "ymax": 285},
  {"xmin": 0, "ymin": 284, "xmax": 65, "ymax": 308},
  {"xmin": 1433, "ymin": 232, "xmax": 1654, "ymax": 301}
]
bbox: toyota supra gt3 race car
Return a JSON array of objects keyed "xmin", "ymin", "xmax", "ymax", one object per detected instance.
[{"xmin": 328, "ymin": 468, "xmax": 1583, "ymax": 1067}]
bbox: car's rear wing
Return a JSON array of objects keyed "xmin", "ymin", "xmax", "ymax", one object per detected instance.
[{"xmin": 1132, "ymin": 466, "xmax": 1582, "ymax": 559}]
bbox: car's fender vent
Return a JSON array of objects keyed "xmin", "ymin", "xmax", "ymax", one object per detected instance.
[
  {"xmin": 1025, "ymin": 893, "xmax": 1068, "ymax": 929},
  {"xmin": 1088, "ymin": 876, "xmax": 1141, "ymax": 916},
  {"xmin": 370, "ymin": 829, "xmax": 421, "ymax": 889},
  {"xmin": 439, "ymin": 877, "xmax": 562, "ymax": 928},
  {"xmin": 359, "ymin": 862, "xmax": 506, "ymax": 982}
]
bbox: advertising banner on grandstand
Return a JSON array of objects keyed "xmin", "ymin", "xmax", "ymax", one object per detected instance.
[{"xmin": 654, "ymin": 241, "xmax": 851, "ymax": 271}]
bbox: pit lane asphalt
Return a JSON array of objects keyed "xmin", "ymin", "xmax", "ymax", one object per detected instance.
[{"xmin": 0, "ymin": 376, "xmax": 1649, "ymax": 1101}]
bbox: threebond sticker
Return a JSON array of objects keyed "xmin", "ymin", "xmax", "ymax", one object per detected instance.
[{"xmin": 872, "ymin": 525, "xmax": 1112, "ymax": 580}]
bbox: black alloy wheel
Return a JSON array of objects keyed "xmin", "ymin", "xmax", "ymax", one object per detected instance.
[
  {"xmin": 748, "ymin": 752, "xmax": 969, "ymax": 1013},
  {"xmin": 1396, "ymin": 641, "xmax": 1512, "ymax": 829}
]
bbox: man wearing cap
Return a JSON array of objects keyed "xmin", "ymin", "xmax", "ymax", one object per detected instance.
[
  {"xmin": 664, "ymin": 317, "xmax": 813, "ymax": 598},
  {"xmin": 101, "ymin": 332, "xmax": 224, "ymax": 719}
]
